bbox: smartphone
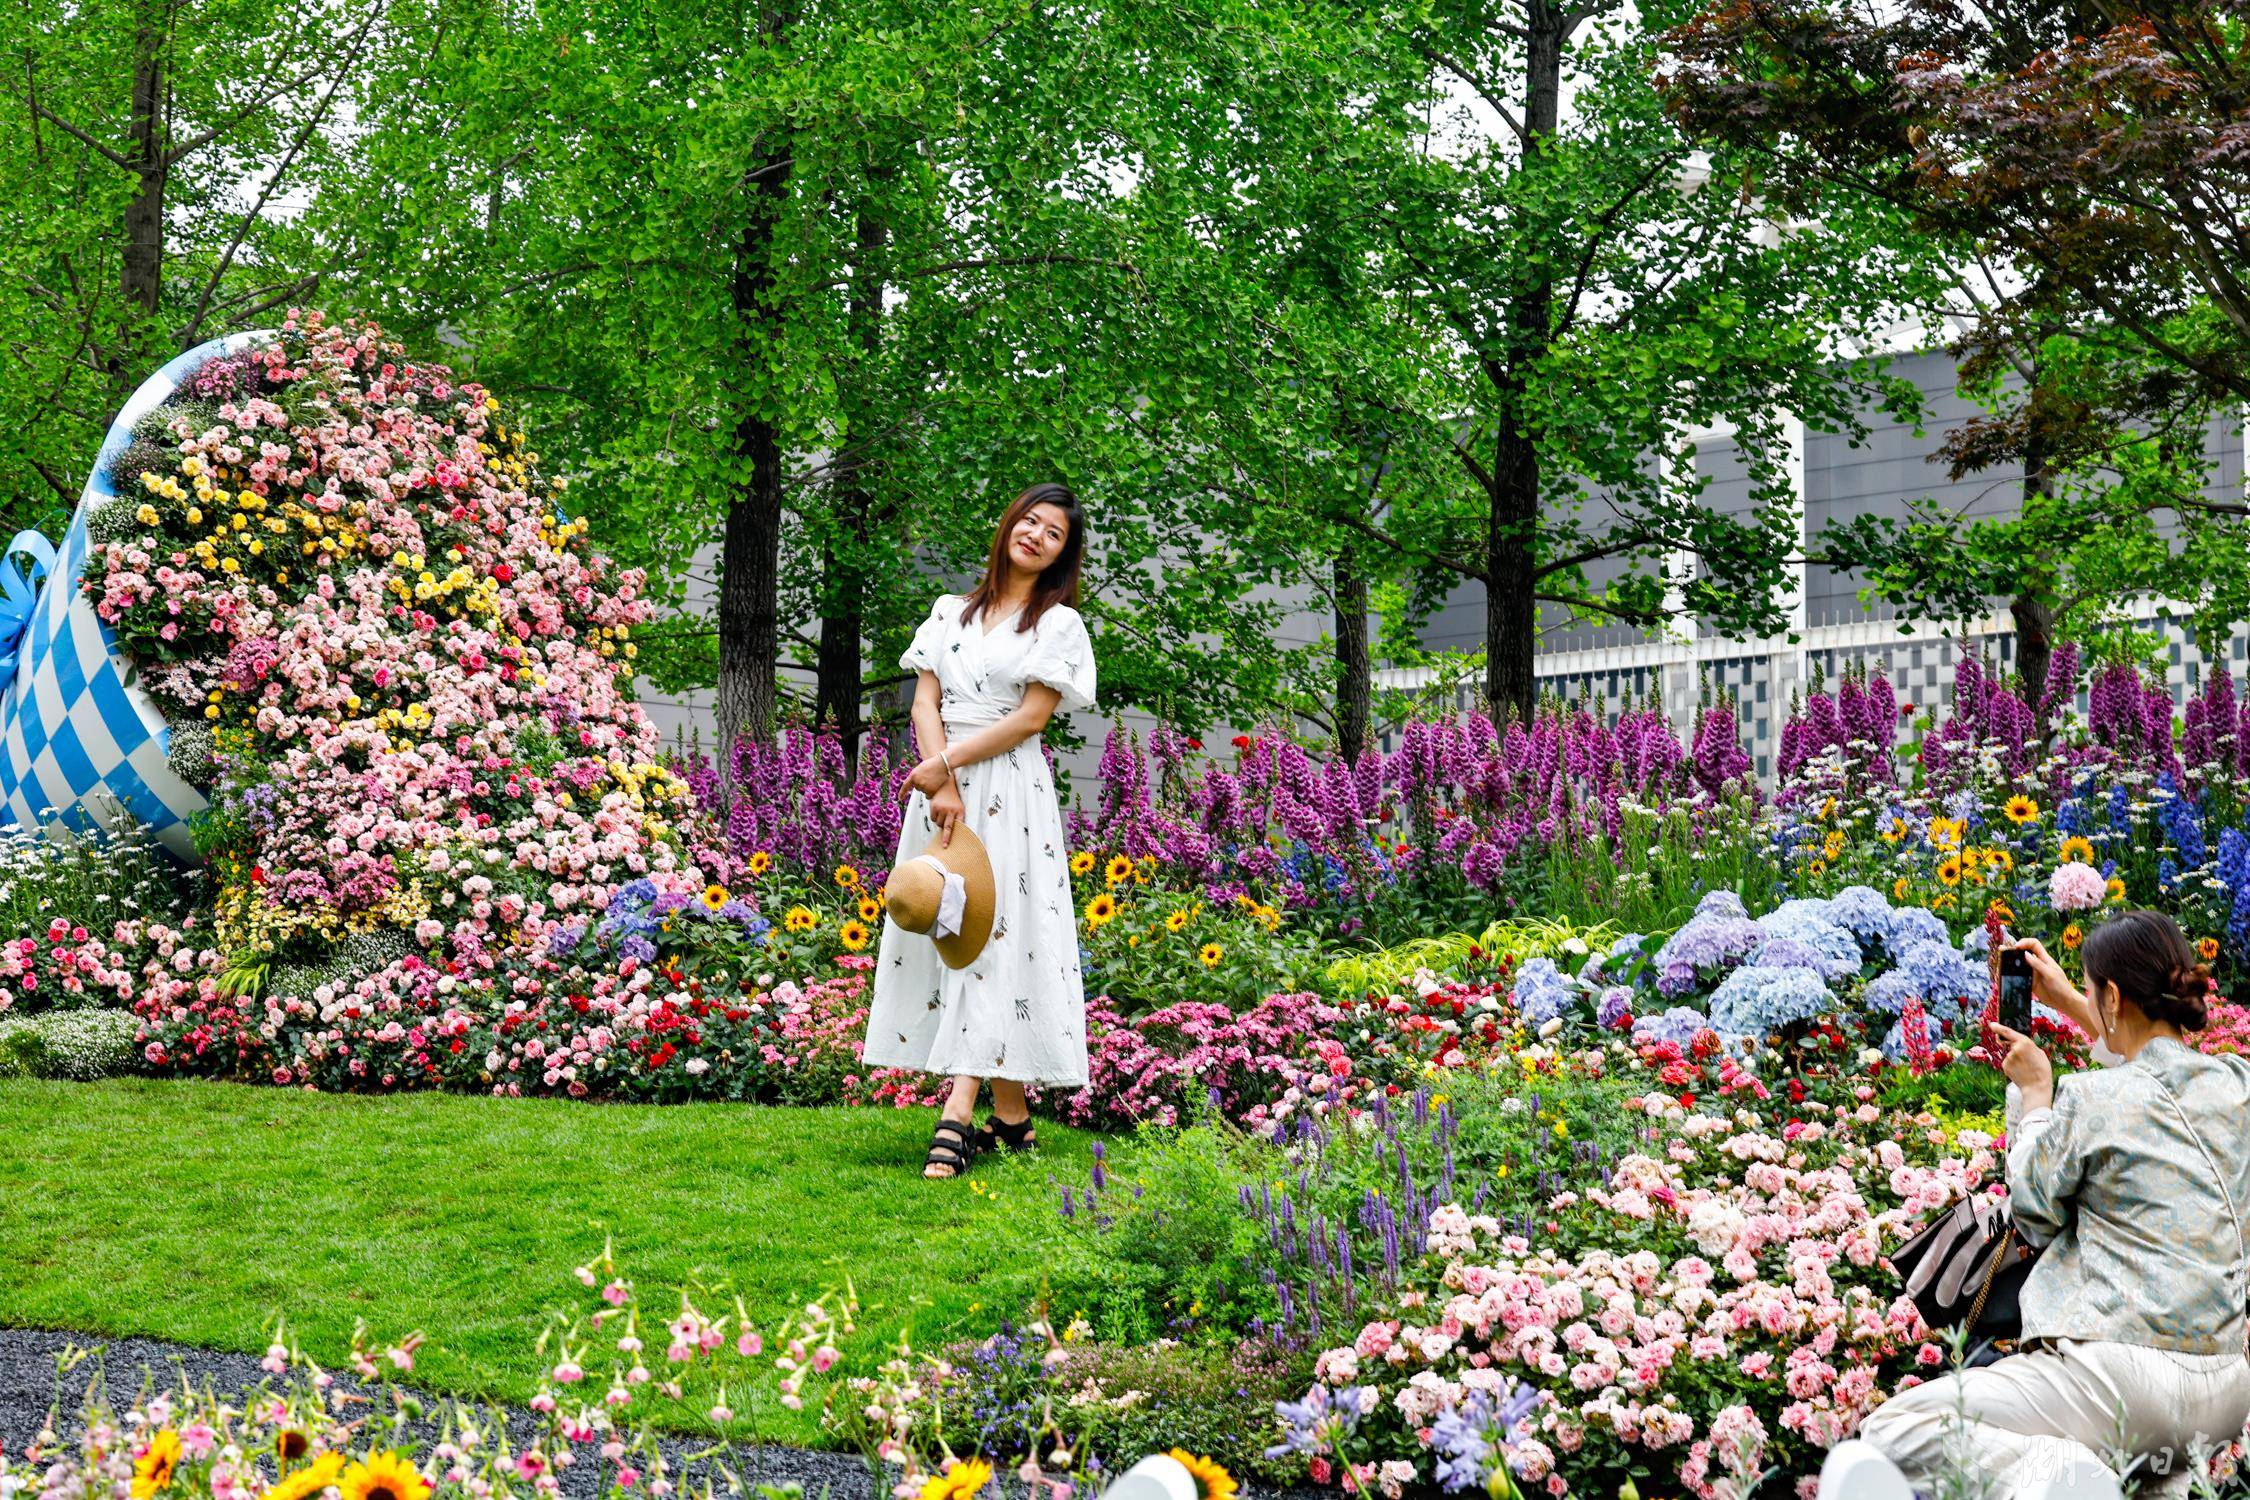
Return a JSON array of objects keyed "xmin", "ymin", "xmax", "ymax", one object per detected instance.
[{"xmin": 1999, "ymin": 947, "xmax": 2034, "ymax": 1031}]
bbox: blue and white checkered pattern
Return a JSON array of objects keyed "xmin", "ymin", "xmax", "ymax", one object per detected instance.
[{"xmin": 0, "ymin": 332, "xmax": 270, "ymax": 860}]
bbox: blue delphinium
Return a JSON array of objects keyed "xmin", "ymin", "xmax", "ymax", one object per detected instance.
[
  {"xmin": 2219, "ymin": 828, "xmax": 2250, "ymax": 895},
  {"xmin": 2155, "ymin": 773, "xmax": 2208, "ymax": 869},
  {"xmin": 1708, "ymin": 964, "xmax": 1833, "ymax": 1041}
]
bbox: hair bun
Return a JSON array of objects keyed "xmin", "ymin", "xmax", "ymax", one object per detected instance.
[{"xmin": 2162, "ymin": 963, "xmax": 2214, "ymax": 1030}]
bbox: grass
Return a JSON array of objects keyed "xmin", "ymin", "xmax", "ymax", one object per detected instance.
[{"xmin": 0, "ymin": 1078, "xmax": 1097, "ymax": 1443}]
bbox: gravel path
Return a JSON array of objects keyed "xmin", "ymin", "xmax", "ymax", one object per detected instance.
[{"xmin": 0, "ymin": 1327, "xmax": 1315, "ymax": 1500}]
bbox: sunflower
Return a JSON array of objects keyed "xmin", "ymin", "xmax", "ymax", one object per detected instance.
[
  {"xmin": 338, "ymin": 1451, "xmax": 431, "ymax": 1500},
  {"xmin": 834, "ymin": 864, "xmax": 861, "ymax": 891},
  {"xmin": 1083, "ymin": 894, "xmax": 1118, "ymax": 928},
  {"xmin": 919, "ymin": 1459, "xmax": 994, "ymax": 1500},
  {"xmin": 1936, "ymin": 856, "xmax": 1963, "ymax": 887},
  {"xmin": 857, "ymin": 896, "xmax": 881, "ymax": 922},
  {"xmin": 1823, "ymin": 829, "xmax": 1846, "ymax": 859},
  {"xmin": 1988, "ymin": 848, "xmax": 2015, "ymax": 874},
  {"xmin": 747, "ymin": 850, "xmax": 773, "ymax": 877},
  {"xmin": 1818, "ymin": 797, "xmax": 1838, "ymax": 822},
  {"xmin": 784, "ymin": 905, "xmax": 820, "ymax": 934},
  {"xmin": 1806, "ymin": 860, "xmax": 1827, "ymax": 879},
  {"xmin": 2107, "ymin": 876, "xmax": 2127, "ymax": 902},
  {"xmin": 277, "ymin": 1432, "xmax": 311, "ymax": 1464},
  {"xmin": 1168, "ymin": 1451, "xmax": 1239, "ymax": 1500},
  {"xmin": 133, "ymin": 1430, "xmax": 182, "ymax": 1500},
  {"xmin": 1165, "ymin": 908, "xmax": 1191, "ymax": 933},
  {"xmin": 1069, "ymin": 851, "xmax": 1096, "ymax": 877},
  {"xmin": 2003, "ymin": 794, "xmax": 2040, "ymax": 825},
  {"xmin": 1931, "ymin": 892, "xmax": 1957, "ymax": 911},
  {"xmin": 1893, "ymin": 877, "xmax": 1911, "ymax": 900},
  {"xmin": 1883, "ymin": 816, "xmax": 1911, "ymax": 845},
  {"xmin": 2060, "ymin": 836, "xmax": 2096, "ymax": 865},
  {"xmin": 2200, "ymin": 936, "xmax": 2222, "ymax": 962},
  {"xmin": 1104, "ymin": 855, "xmax": 1135, "ymax": 888},
  {"xmin": 839, "ymin": 920, "xmax": 870, "ymax": 951},
  {"xmin": 2063, "ymin": 923, "xmax": 2084, "ymax": 950},
  {"xmin": 1198, "ymin": 942, "xmax": 1224, "ymax": 968},
  {"xmin": 701, "ymin": 884, "xmax": 729, "ymax": 913},
  {"xmin": 1929, "ymin": 817, "xmax": 1964, "ymax": 848},
  {"xmin": 267, "ymin": 1454, "xmax": 347, "ymax": 1500}
]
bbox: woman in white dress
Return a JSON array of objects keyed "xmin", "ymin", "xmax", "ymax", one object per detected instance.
[{"xmin": 864, "ymin": 483, "xmax": 1098, "ymax": 1179}]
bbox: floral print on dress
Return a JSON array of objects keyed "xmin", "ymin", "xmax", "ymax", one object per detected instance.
[{"xmin": 864, "ymin": 593, "xmax": 1096, "ymax": 1086}]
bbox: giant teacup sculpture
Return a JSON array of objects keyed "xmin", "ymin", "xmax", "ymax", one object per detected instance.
[{"xmin": 0, "ymin": 332, "xmax": 265, "ymax": 859}]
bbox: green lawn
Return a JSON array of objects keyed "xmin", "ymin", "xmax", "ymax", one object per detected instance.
[{"xmin": 0, "ymin": 1079, "xmax": 1093, "ymax": 1441}]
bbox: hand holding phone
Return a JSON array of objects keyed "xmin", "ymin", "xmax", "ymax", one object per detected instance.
[{"xmin": 1999, "ymin": 946, "xmax": 2034, "ymax": 1031}]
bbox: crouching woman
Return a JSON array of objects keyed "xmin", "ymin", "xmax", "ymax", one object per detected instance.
[{"xmin": 1842, "ymin": 910, "xmax": 2250, "ymax": 1498}]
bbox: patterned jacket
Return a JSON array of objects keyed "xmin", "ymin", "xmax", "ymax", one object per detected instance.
[{"xmin": 2007, "ymin": 1036, "xmax": 2250, "ymax": 1354}]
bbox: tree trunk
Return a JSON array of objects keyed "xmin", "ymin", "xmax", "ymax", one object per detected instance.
[
  {"xmin": 1483, "ymin": 0, "xmax": 1564, "ymax": 726},
  {"xmin": 1334, "ymin": 542, "xmax": 1370, "ymax": 760},
  {"xmin": 814, "ymin": 194, "xmax": 889, "ymax": 774},
  {"xmin": 117, "ymin": 0, "xmax": 166, "ymax": 379},
  {"xmin": 715, "ymin": 138, "xmax": 794, "ymax": 785},
  {"xmin": 2016, "ymin": 338, "xmax": 2061, "ymax": 726}
]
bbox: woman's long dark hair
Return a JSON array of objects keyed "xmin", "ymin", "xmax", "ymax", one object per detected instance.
[{"xmin": 958, "ymin": 482, "xmax": 1084, "ymax": 634}]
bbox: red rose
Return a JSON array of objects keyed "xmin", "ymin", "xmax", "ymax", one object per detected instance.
[
  {"xmin": 1230, "ymin": 734, "xmax": 1251, "ymax": 749},
  {"xmin": 493, "ymin": 563, "xmax": 514, "ymax": 583}
]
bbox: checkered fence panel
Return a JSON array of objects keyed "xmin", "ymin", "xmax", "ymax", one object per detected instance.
[{"xmin": 0, "ymin": 332, "xmax": 266, "ymax": 859}]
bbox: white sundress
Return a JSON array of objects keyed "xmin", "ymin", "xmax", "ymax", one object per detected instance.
[{"xmin": 863, "ymin": 593, "xmax": 1098, "ymax": 1087}]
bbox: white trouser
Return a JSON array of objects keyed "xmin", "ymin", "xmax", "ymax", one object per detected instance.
[{"xmin": 1861, "ymin": 1340, "xmax": 2250, "ymax": 1496}]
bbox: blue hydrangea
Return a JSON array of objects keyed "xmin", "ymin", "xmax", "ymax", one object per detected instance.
[
  {"xmin": 1512, "ymin": 956, "xmax": 1577, "ymax": 1026},
  {"xmin": 546, "ymin": 924, "xmax": 584, "ymax": 956},
  {"xmin": 1886, "ymin": 905, "xmax": 1950, "ymax": 954},
  {"xmin": 1695, "ymin": 889, "xmax": 1749, "ymax": 921},
  {"xmin": 1748, "ymin": 936, "xmax": 1828, "ymax": 973},
  {"xmin": 1757, "ymin": 901, "xmax": 1864, "ymax": 976},
  {"xmin": 1631, "ymin": 1006, "xmax": 1710, "ymax": 1046},
  {"xmin": 1652, "ymin": 914, "xmax": 1765, "ymax": 997},
  {"xmin": 1595, "ymin": 987, "xmax": 1632, "ymax": 1029},
  {"xmin": 1708, "ymin": 964, "xmax": 1834, "ymax": 1041},
  {"xmin": 1866, "ymin": 938, "xmax": 1986, "ymax": 1025},
  {"xmin": 1824, "ymin": 885, "xmax": 1897, "ymax": 947},
  {"xmin": 1579, "ymin": 933, "xmax": 1650, "ymax": 988}
]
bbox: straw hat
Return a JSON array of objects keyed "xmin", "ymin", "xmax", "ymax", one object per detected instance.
[{"xmin": 884, "ymin": 823, "xmax": 997, "ymax": 969}]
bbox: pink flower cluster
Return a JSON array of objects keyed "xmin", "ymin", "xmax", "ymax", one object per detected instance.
[
  {"xmin": 1292, "ymin": 1092, "xmax": 2002, "ymax": 1497},
  {"xmin": 1062, "ymin": 991, "xmax": 1345, "ymax": 1128}
]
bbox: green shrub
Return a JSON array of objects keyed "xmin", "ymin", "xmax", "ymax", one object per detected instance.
[
  {"xmin": 0, "ymin": 1009, "xmax": 141, "ymax": 1080},
  {"xmin": 1039, "ymin": 1125, "xmax": 1280, "ymax": 1344}
]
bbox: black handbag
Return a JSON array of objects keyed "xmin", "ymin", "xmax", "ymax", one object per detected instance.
[{"xmin": 1890, "ymin": 1187, "xmax": 2041, "ymax": 1358}]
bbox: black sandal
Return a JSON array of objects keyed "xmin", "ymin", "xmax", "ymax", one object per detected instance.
[
  {"xmin": 973, "ymin": 1114, "xmax": 1037, "ymax": 1155},
  {"xmin": 924, "ymin": 1118, "xmax": 977, "ymax": 1179}
]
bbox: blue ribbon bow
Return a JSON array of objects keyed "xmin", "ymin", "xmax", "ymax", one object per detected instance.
[{"xmin": 0, "ymin": 530, "xmax": 58, "ymax": 681}]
